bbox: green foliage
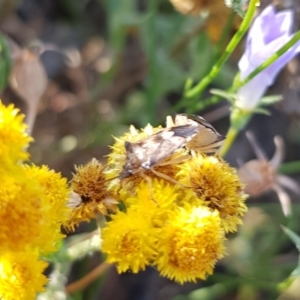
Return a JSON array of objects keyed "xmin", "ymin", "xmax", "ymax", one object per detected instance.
[{"xmin": 0, "ymin": 34, "xmax": 11, "ymax": 92}]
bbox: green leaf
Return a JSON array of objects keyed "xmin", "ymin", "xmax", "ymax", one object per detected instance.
[
  {"xmin": 210, "ymin": 88, "xmax": 237, "ymax": 103},
  {"xmin": 281, "ymin": 226, "xmax": 300, "ymax": 251},
  {"xmin": 0, "ymin": 34, "xmax": 11, "ymax": 92},
  {"xmin": 291, "ymin": 265, "xmax": 300, "ymax": 277},
  {"xmin": 253, "ymin": 107, "xmax": 271, "ymax": 115},
  {"xmin": 278, "ymin": 276, "xmax": 295, "ymax": 291},
  {"xmin": 184, "ymin": 78, "xmax": 193, "ymax": 91},
  {"xmin": 259, "ymin": 95, "xmax": 283, "ymax": 106}
]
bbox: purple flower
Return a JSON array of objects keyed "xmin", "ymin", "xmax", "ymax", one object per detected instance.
[{"xmin": 236, "ymin": 5, "xmax": 300, "ymax": 110}]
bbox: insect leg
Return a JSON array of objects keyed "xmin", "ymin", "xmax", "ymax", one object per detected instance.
[
  {"xmin": 156, "ymin": 155, "xmax": 190, "ymax": 166},
  {"xmin": 150, "ymin": 167, "xmax": 190, "ymax": 188}
]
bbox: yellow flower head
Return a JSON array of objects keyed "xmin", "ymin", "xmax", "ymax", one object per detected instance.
[
  {"xmin": 23, "ymin": 164, "xmax": 71, "ymax": 252},
  {"xmin": 125, "ymin": 179, "xmax": 198, "ymax": 227},
  {"xmin": 102, "ymin": 179, "xmax": 206, "ymax": 276},
  {"xmin": 67, "ymin": 159, "xmax": 118, "ymax": 230},
  {"xmin": 155, "ymin": 205, "xmax": 225, "ymax": 284},
  {"xmin": 0, "ymin": 164, "xmax": 70, "ymax": 254},
  {"xmin": 0, "ymin": 251, "xmax": 48, "ymax": 300},
  {"xmin": 177, "ymin": 154, "xmax": 248, "ymax": 232},
  {"xmin": 102, "ymin": 207, "xmax": 158, "ymax": 273},
  {"xmin": 24, "ymin": 164, "xmax": 71, "ymax": 222},
  {"xmin": 126, "ymin": 178, "xmax": 179, "ymax": 208},
  {"xmin": 0, "ymin": 170, "xmax": 43, "ymax": 252},
  {"xmin": 0, "ymin": 101, "xmax": 32, "ymax": 166}
]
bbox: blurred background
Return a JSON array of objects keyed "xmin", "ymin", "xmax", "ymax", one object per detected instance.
[{"xmin": 1, "ymin": 0, "xmax": 300, "ymax": 299}]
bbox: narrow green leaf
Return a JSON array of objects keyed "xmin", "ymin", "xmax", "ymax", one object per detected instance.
[
  {"xmin": 253, "ymin": 107, "xmax": 271, "ymax": 115},
  {"xmin": 281, "ymin": 226, "xmax": 300, "ymax": 251},
  {"xmin": 291, "ymin": 265, "xmax": 300, "ymax": 277},
  {"xmin": 259, "ymin": 95, "xmax": 283, "ymax": 106},
  {"xmin": 210, "ymin": 88, "xmax": 237, "ymax": 103},
  {"xmin": 0, "ymin": 34, "xmax": 11, "ymax": 92},
  {"xmin": 184, "ymin": 78, "xmax": 193, "ymax": 91}
]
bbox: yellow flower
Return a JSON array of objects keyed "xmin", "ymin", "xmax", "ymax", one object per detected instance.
[
  {"xmin": 0, "ymin": 164, "xmax": 70, "ymax": 254},
  {"xmin": 23, "ymin": 164, "xmax": 71, "ymax": 253},
  {"xmin": 0, "ymin": 169, "xmax": 43, "ymax": 252},
  {"xmin": 102, "ymin": 179, "xmax": 202, "ymax": 274},
  {"xmin": 155, "ymin": 205, "xmax": 225, "ymax": 284},
  {"xmin": 0, "ymin": 251, "xmax": 48, "ymax": 300},
  {"xmin": 125, "ymin": 179, "xmax": 197, "ymax": 226},
  {"xmin": 67, "ymin": 159, "xmax": 118, "ymax": 230},
  {"xmin": 128, "ymin": 179, "xmax": 180, "ymax": 206},
  {"xmin": 102, "ymin": 207, "xmax": 158, "ymax": 273},
  {"xmin": 177, "ymin": 154, "xmax": 248, "ymax": 232},
  {"xmin": 0, "ymin": 101, "xmax": 32, "ymax": 166}
]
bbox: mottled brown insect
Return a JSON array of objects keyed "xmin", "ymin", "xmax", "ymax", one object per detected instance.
[{"xmin": 120, "ymin": 114, "xmax": 224, "ymax": 183}]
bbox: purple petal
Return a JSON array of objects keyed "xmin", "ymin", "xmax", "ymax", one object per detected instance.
[
  {"xmin": 237, "ymin": 4, "xmax": 300, "ymax": 109},
  {"xmin": 260, "ymin": 10, "xmax": 293, "ymax": 45},
  {"xmin": 266, "ymin": 41, "xmax": 300, "ymax": 83},
  {"xmin": 236, "ymin": 74, "xmax": 269, "ymax": 109},
  {"xmin": 241, "ymin": 34, "xmax": 300, "ymax": 80},
  {"xmin": 240, "ymin": 5, "xmax": 294, "ymax": 73}
]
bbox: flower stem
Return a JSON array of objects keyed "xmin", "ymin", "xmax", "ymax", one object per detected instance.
[
  {"xmin": 235, "ymin": 30, "xmax": 300, "ymax": 89},
  {"xmin": 175, "ymin": 0, "xmax": 259, "ymax": 111},
  {"xmin": 219, "ymin": 126, "xmax": 239, "ymax": 157},
  {"xmin": 220, "ymin": 108, "xmax": 251, "ymax": 157},
  {"xmin": 65, "ymin": 262, "xmax": 111, "ymax": 294}
]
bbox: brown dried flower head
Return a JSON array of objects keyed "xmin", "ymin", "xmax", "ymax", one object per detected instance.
[
  {"xmin": 238, "ymin": 132, "xmax": 300, "ymax": 216},
  {"xmin": 66, "ymin": 158, "xmax": 118, "ymax": 230}
]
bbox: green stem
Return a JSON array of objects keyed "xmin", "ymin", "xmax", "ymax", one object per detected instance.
[
  {"xmin": 219, "ymin": 126, "xmax": 239, "ymax": 157},
  {"xmin": 279, "ymin": 160, "xmax": 300, "ymax": 175},
  {"xmin": 214, "ymin": 10, "xmax": 237, "ymax": 60},
  {"xmin": 145, "ymin": 0, "xmax": 157, "ymax": 123},
  {"xmin": 235, "ymin": 30, "xmax": 300, "ymax": 90},
  {"xmin": 220, "ymin": 109, "xmax": 251, "ymax": 157},
  {"xmin": 184, "ymin": 0, "xmax": 259, "ymax": 101},
  {"xmin": 182, "ymin": 11, "xmax": 236, "ymax": 114}
]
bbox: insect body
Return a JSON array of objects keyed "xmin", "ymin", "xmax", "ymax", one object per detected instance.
[
  {"xmin": 119, "ymin": 124, "xmax": 199, "ymax": 180},
  {"xmin": 119, "ymin": 113, "xmax": 224, "ymax": 183}
]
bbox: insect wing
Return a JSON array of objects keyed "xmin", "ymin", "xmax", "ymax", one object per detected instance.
[
  {"xmin": 133, "ymin": 128, "xmax": 189, "ymax": 168},
  {"xmin": 120, "ymin": 125, "xmax": 198, "ymax": 179},
  {"xmin": 174, "ymin": 113, "xmax": 225, "ymax": 152},
  {"xmin": 168, "ymin": 124, "xmax": 199, "ymax": 140}
]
